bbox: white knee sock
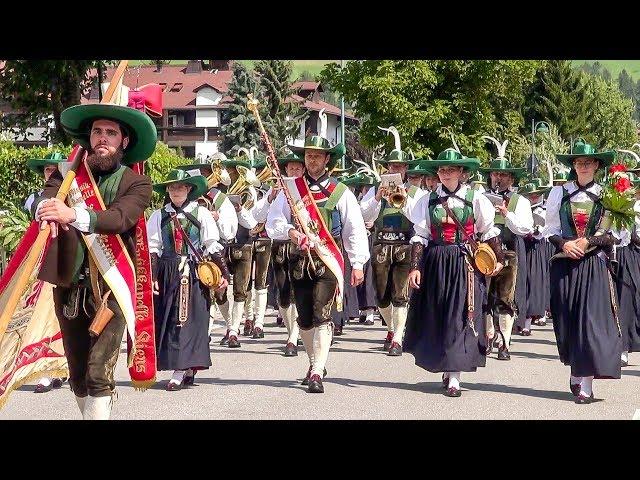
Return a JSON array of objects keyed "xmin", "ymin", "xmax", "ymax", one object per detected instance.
[
  {"xmin": 570, "ymin": 375, "xmax": 582, "ymax": 386},
  {"xmin": 37, "ymin": 377, "xmax": 52, "ymax": 387},
  {"xmin": 75, "ymin": 395, "xmax": 86, "ymax": 416},
  {"xmin": 379, "ymin": 305, "xmax": 393, "ymax": 332},
  {"xmin": 448, "ymin": 372, "xmax": 461, "ymax": 389},
  {"xmin": 244, "ymin": 289, "xmax": 255, "ymax": 322},
  {"xmin": 365, "ymin": 308, "xmax": 375, "ymax": 323},
  {"xmin": 392, "ymin": 306, "xmax": 408, "ymax": 344},
  {"xmin": 169, "ymin": 370, "xmax": 187, "ymax": 385},
  {"xmin": 622, "ymin": 351, "xmax": 629, "ymax": 363},
  {"xmin": 485, "ymin": 314, "xmax": 495, "ymax": 339},
  {"xmin": 311, "ymin": 324, "xmax": 332, "ymax": 376},
  {"xmin": 524, "ymin": 317, "xmax": 532, "ymax": 330},
  {"xmin": 286, "ymin": 305, "xmax": 299, "ymax": 345},
  {"xmin": 580, "ymin": 376, "xmax": 594, "ymax": 397},
  {"xmin": 300, "ymin": 327, "xmax": 315, "ymax": 367},
  {"xmin": 498, "ymin": 313, "xmax": 514, "ymax": 346},
  {"xmin": 230, "ymin": 301, "xmax": 245, "ymax": 335},
  {"xmin": 253, "ymin": 288, "xmax": 269, "ymax": 329},
  {"xmin": 218, "ymin": 301, "xmax": 231, "ymax": 329}
]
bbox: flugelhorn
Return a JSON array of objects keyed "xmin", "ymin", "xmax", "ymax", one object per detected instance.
[{"xmin": 206, "ymin": 153, "xmax": 231, "ymax": 189}]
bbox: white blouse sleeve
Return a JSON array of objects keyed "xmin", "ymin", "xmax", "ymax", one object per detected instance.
[
  {"xmin": 198, "ymin": 207, "xmax": 223, "ymax": 255},
  {"xmin": 265, "ymin": 191, "xmax": 294, "ymax": 241},
  {"xmin": 473, "ymin": 192, "xmax": 500, "ymax": 241},
  {"xmin": 541, "ymin": 186, "xmax": 563, "ymax": 238},
  {"xmin": 338, "ymin": 188, "xmax": 371, "ymax": 269},
  {"xmin": 505, "ymin": 196, "xmax": 534, "ymax": 235},
  {"xmin": 146, "ymin": 209, "xmax": 163, "ymax": 256}
]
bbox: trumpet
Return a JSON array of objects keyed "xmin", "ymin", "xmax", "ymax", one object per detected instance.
[{"xmin": 386, "ymin": 183, "xmax": 407, "ymax": 209}]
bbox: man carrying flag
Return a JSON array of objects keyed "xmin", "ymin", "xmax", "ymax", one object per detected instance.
[
  {"xmin": 32, "ymin": 101, "xmax": 156, "ymax": 419},
  {"xmin": 266, "ymin": 111, "xmax": 370, "ymax": 394}
]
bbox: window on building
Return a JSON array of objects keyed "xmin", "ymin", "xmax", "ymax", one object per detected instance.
[
  {"xmin": 170, "ymin": 83, "xmax": 183, "ymax": 92},
  {"xmin": 183, "ymin": 110, "xmax": 196, "ymax": 126},
  {"xmin": 182, "ymin": 146, "xmax": 195, "ymax": 158}
]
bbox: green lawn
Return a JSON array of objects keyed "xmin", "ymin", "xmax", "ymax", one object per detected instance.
[{"xmin": 572, "ymin": 60, "xmax": 640, "ymax": 81}]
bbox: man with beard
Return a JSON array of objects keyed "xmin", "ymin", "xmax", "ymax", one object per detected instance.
[{"xmin": 33, "ymin": 104, "xmax": 155, "ymax": 419}]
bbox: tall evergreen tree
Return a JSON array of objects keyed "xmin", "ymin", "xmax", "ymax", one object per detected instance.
[
  {"xmin": 253, "ymin": 60, "xmax": 308, "ymax": 153},
  {"xmin": 618, "ymin": 69, "xmax": 635, "ymax": 99},
  {"xmin": 529, "ymin": 60, "xmax": 596, "ymax": 139},
  {"xmin": 220, "ymin": 62, "xmax": 265, "ymax": 156}
]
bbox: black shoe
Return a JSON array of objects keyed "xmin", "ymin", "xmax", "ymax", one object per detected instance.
[
  {"xmin": 383, "ymin": 332, "xmax": 393, "ymax": 351},
  {"xmin": 575, "ymin": 393, "xmax": 594, "ymax": 405},
  {"xmin": 358, "ymin": 315, "xmax": 366, "ymax": 324},
  {"xmin": 243, "ymin": 320, "xmax": 254, "ymax": 337},
  {"xmin": 302, "ymin": 367, "xmax": 326, "ymax": 385},
  {"xmin": 284, "ymin": 342, "xmax": 298, "ymax": 357},
  {"xmin": 442, "ymin": 374, "xmax": 449, "ymax": 389},
  {"xmin": 228, "ymin": 335, "xmax": 241, "ymax": 348},
  {"xmin": 497, "ymin": 345, "xmax": 511, "ymax": 361},
  {"xmin": 34, "ymin": 383, "xmax": 52, "ymax": 393},
  {"xmin": 166, "ymin": 380, "xmax": 183, "ymax": 391},
  {"xmin": 184, "ymin": 372, "xmax": 195, "ymax": 386},
  {"xmin": 308, "ymin": 374, "xmax": 324, "ymax": 393},
  {"xmin": 387, "ymin": 342, "xmax": 403, "ymax": 356},
  {"xmin": 520, "ymin": 329, "xmax": 531, "ymax": 336},
  {"xmin": 364, "ymin": 318, "xmax": 374, "ymax": 326},
  {"xmin": 276, "ymin": 316, "xmax": 284, "ymax": 327},
  {"xmin": 51, "ymin": 378, "xmax": 64, "ymax": 389},
  {"xmin": 444, "ymin": 386, "xmax": 461, "ymax": 397},
  {"xmin": 219, "ymin": 330, "xmax": 230, "ymax": 346},
  {"xmin": 570, "ymin": 381, "xmax": 581, "ymax": 397},
  {"xmin": 252, "ymin": 327, "xmax": 264, "ymax": 339},
  {"xmin": 333, "ymin": 325, "xmax": 343, "ymax": 336}
]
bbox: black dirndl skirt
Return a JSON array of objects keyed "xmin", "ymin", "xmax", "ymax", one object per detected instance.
[
  {"xmin": 357, "ymin": 235, "xmax": 377, "ymax": 310},
  {"xmin": 155, "ymin": 254, "xmax": 212, "ymax": 372},
  {"xmin": 525, "ymin": 236, "xmax": 550, "ymax": 318},
  {"xmin": 513, "ymin": 235, "xmax": 528, "ymax": 326},
  {"xmin": 550, "ymin": 251, "xmax": 622, "ymax": 378},
  {"xmin": 615, "ymin": 244, "xmax": 640, "ymax": 352},
  {"xmin": 404, "ymin": 243, "xmax": 487, "ymax": 373}
]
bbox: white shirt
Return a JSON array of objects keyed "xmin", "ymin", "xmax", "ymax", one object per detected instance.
[
  {"xmin": 251, "ymin": 186, "xmax": 273, "ymax": 224},
  {"xmin": 403, "ymin": 183, "xmax": 500, "ymax": 246},
  {"xmin": 147, "ymin": 201, "xmax": 223, "ymax": 257},
  {"xmin": 210, "ymin": 191, "xmax": 238, "ymax": 242},
  {"xmin": 359, "ymin": 184, "xmax": 427, "ymax": 223},
  {"xmin": 24, "ymin": 191, "xmax": 41, "ymax": 213},
  {"xmin": 265, "ymin": 176, "xmax": 370, "ymax": 270},
  {"xmin": 490, "ymin": 189, "xmax": 534, "ymax": 236}
]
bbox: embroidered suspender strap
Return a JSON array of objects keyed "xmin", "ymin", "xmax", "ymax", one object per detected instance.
[
  {"xmin": 606, "ymin": 269, "xmax": 622, "ymax": 337},
  {"xmin": 439, "ymin": 198, "xmax": 479, "ymax": 250},
  {"xmin": 438, "ymin": 197, "xmax": 479, "ymax": 336},
  {"xmin": 170, "ymin": 212, "xmax": 205, "ymax": 262}
]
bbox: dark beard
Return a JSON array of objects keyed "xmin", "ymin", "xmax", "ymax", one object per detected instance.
[{"xmin": 86, "ymin": 147, "xmax": 124, "ymax": 174}]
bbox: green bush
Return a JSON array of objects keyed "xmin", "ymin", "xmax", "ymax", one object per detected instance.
[{"xmin": 0, "ymin": 140, "xmax": 190, "ymax": 214}]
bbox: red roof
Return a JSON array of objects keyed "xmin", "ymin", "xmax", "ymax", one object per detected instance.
[
  {"xmin": 82, "ymin": 64, "xmax": 233, "ymax": 109},
  {"xmin": 80, "ymin": 64, "xmax": 355, "ymax": 119}
]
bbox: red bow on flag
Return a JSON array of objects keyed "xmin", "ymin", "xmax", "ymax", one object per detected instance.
[{"xmin": 128, "ymin": 83, "xmax": 163, "ymax": 117}]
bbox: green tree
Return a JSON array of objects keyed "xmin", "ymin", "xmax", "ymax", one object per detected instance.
[
  {"xmin": 320, "ymin": 60, "xmax": 541, "ymax": 162},
  {"xmin": 618, "ymin": 69, "xmax": 636, "ymax": 101},
  {"xmin": 220, "ymin": 62, "xmax": 265, "ymax": 155},
  {"xmin": 0, "ymin": 60, "xmax": 115, "ymax": 144},
  {"xmin": 527, "ymin": 60, "xmax": 595, "ymax": 140},
  {"xmin": 253, "ymin": 60, "xmax": 308, "ymax": 153},
  {"xmin": 584, "ymin": 76, "xmax": 637, "ymax": 149}
]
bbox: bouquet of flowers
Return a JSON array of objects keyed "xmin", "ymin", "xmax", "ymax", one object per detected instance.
[{"xmin": 600, "ymin": 163, "xmax": 637, "ymax": 230}]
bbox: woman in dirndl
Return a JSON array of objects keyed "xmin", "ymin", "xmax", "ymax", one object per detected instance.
[
  {"xmin": 402, "ymin": 148, "xmax": 504, "ymax": 397},
  {"xmin": 613, "ymin": 158, "xmax": 640, "ymax": 368},
  {"xmin": 148, "ymin": 169, "xmax": 230, "ymax": 391},
  {"xmin": 544, "ymin": 139, "xmax": 622, "ymax": 404},
  {"xmin": 518, "ymin": 179, "xmax": 552, "ymax": 335}
]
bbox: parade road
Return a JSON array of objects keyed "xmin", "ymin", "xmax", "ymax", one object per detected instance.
[{"xmin": 3, "ymin": 311, "xmax": 640, "ymax": 420}]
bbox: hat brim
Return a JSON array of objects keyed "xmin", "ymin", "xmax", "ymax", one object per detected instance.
[
  {"xmin": 555, "ymin": 151, "xmax": 615, "ymax": 169},
  {"xmin": 175, "ymin": 163, "xmax": 212, "ymax": 171},
  {"xmin": 478, "ymin": 167, "xmax": 528, "ymax": 179},
  {"xmin": 61, "ymin": 104, "xmax": 157, "ymax": 165},
  {"xmin": 423, "ymin": 158, "xmax": 480, "ymax": 175},
  {"xmin": 27, "ymin": 157, "xmax": 67, "ymax": 173},
  {"xmin": 153, "ymin": 175, "xmax": 208, "ymax": 202},
  {"xmin": 287, "ymin": 143, "xmax": 346, "ymax": 170}
]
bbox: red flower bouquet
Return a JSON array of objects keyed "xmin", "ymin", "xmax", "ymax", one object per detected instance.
[{"xmin": 601, "ymin": 163, "xmax": 637, "ymax": 230}]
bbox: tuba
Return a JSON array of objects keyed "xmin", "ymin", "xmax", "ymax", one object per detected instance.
[{"xmin": 206, "ymin": 153, "xmax": 232, "ymax": 189}]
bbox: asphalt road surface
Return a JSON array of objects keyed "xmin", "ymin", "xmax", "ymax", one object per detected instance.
[{"xmin": 3, "ymin": 311, "xmax": 640, "ymax": 420}]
